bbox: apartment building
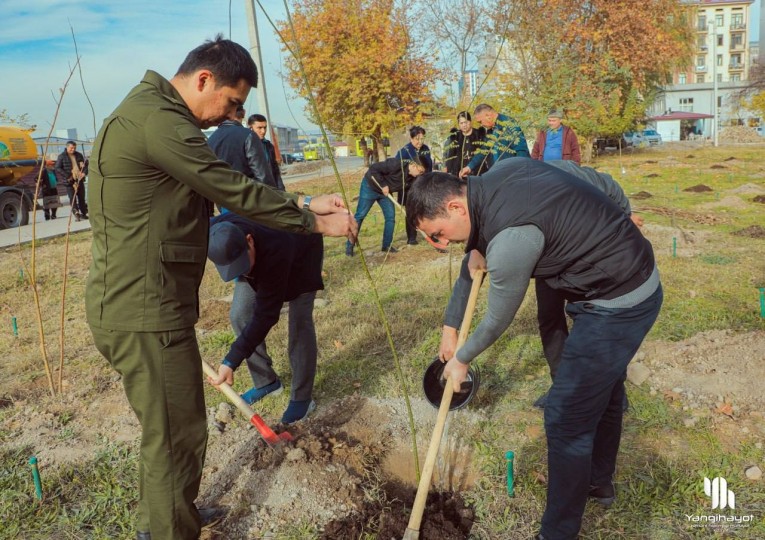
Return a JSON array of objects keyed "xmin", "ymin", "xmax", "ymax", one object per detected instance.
[{"xmin": 649, "ymin": 0, "xmax": 758, "ymax": 141}]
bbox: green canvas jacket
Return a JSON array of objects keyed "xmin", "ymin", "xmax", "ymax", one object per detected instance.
[{"xmin": 86, "ymin": 70, "xmax": 315, "ymax": 331}]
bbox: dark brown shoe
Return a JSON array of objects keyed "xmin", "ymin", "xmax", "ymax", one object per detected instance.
[{"xmin": 588, "ymin": 483, "xmax": 615, "ymax": 507}]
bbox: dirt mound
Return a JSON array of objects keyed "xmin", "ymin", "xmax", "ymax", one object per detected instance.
[
  {"xmin": 631, "ymin": 191, "xmax": 653, "ymax": 200},
  {"xmin": 640, "ymin": 330, "xmax": 765, "ymax": 414},
  {"xmin": 732, "ymin": 225, "xmax": 765, "ymax": 238},
  {"xmin": 729, "ymin": 183, "xmax": 765, "ymax": 194},
  {"xmin": 199, "ymin": 396, "xmax": 480, "ymax": 539},
  {"xmin": 710, "ymin": 164, "xmax": 727, "ymax": 169},
  {"xmin": 719, "ymin": 126, "xmax": 763, "ymax": 143},
  {"xmin": 754, "ymin": 195, "xmax": 765, "ymax": 204},
  {"xmin": 683, "ymin": 184, "xmax": 713, "ymax": 193},
  {"xmin": 685, "ymin": 154, "xmax": 696, "ymax": 159},
  {"xmin": 644, "ymin": 173, "xmax": 660, "ymax": 178}
]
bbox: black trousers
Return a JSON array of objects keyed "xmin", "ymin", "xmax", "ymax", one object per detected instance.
[
  {"xmin": 66, "ymin": 181, "xmax": 88, "ymax": 216},
  {"xmin": 535, "ymin": 279, "xmax": 569, "ymax": 379},
  {"xmin": 396, "ymin": 189, "xmax": 418, "ymax": 243}
]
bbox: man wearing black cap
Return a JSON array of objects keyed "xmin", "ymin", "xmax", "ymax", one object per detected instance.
[{"xmin": 207, "ymin": 213, "xmax": 323, "ymax": 424}]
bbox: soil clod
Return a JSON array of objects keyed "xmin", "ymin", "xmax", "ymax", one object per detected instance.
[{"xmin": 684, "ymin": 184, "xmax": 713, "ymax": 193}]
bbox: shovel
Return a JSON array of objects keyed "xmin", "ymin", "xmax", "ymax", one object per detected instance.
[
  {"xmin": 202, "ymin": 360, "xmax": 293, "ymax": 446},
  {"xmin": 403, "ymin": 269, "xmax": 485, "ymax": 540}
]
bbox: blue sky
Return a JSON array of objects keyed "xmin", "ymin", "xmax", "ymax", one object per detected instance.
[
  {"xmin": 1, "ymin": 0, "xmax": 761, "ymax": 142},
  {"xmin": 1, "ymin": 0, "xmax": 316, "ymax": 141}
]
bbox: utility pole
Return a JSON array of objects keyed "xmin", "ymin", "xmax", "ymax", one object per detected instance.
[
  {"xmin": 245, "ymin": 0, "xmax": 272, "ymax": 126},
  {"xmin": 709, "ymin": 21, "xmax": 719, "ymax": 147}
]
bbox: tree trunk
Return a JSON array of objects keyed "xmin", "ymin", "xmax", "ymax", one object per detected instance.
[{"xmin": 581, "ymin": 136, "xmax": 595, "ymax": 163}]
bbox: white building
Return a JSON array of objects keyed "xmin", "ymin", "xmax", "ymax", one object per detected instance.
[{"xmin": 649, "ymin": 0, "xmax": 759, "ymax": 139}]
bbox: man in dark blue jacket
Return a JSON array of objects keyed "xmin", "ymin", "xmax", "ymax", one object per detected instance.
[
  {"xmin": 207, "ymin": 213, "xmax": 324, "ymax": 424},
  {"xmin": 395, "ymin": 125, "xmax": 432, "ymax": 244}
]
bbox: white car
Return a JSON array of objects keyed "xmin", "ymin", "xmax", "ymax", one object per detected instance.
[
  {"xmin": 623, "ymin": 132, "xmax": 646, "ymax": 146},
  {"xmin": 642, "ymin": 129, "xmax": 662, "ymax": 145}
]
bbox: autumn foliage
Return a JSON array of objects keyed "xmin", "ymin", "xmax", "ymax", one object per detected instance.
[{"xmin": 278, "ymin": 0, "xmax": 444, "ymax": 159}]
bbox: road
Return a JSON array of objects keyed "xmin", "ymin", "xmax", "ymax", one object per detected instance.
[{"xmin": 0, "ymin": 157, "xmax": 367, "ymax": 248}]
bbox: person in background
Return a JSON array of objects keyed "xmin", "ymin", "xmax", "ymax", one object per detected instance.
[
  {"xmin": 41, "ymin": 160, "xmax": 60, "ymax": 220},
  {"xmin": 531, "ymin": 109, "xmax": 582, "ymax": 165},
  {"xmin": 346, "ymin": 157, "xmax": 425, "ymax": 256},
  {"xmin": 248, "ymin": 113, "xmax": 286, "ymax": 191},
  {"xmin": 207, "ymin": 105, "xmax": 278, "ymax": 190},
  {"xmin": 395, "ymin": 126, "xmax": 432, "ymax": 244},
  {"xmin": 458, "ymin": 104, "xmax": 529, "ymax": 178},
  {"xmin": 207, "ymin": 215, "xmax": 323, "ymax": 424},
  {"xmin": 54, "ymin": 140, "xmax": 88, "ymax": 221},
  {"xmin": 444, "ymin": 111, "xmax": 488, "ymax": 177},
  {"xmin": 85, "ymin": 35, "xmax": 356, "ymax": 540}
]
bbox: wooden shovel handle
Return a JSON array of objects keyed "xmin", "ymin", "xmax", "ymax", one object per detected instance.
[
  {"xmin": 201, "ymin": 360, "xmax": 255, "ymax": 421},
  {"xmin": 404, "ymin": 269, "xmax": 485, "ymax": 539}
]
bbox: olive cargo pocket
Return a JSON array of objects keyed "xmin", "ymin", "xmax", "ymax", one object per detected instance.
[{"xmin": 158, "ymin": 242, "xmax": 207, "ymax": 314}]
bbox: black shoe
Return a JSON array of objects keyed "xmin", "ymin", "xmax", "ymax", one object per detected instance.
[
  {"xmin": 588, "ymin": 483, "xmax": 615, "ymax": 507},
  {"xmin": 44, "ymin": 215, "xmax": 50, "ymax": 221},
  {"xmin": 382, "ymin": 246, "xmax": 398, "ymax": 253},
  {"xmin": 533, "ymin": 389, "xmax": 550, "ymax": 410},
  {"xmin": 407, "ymin": 239, "xmax": 418, "ymax": 245},
  {"xmin": 198, "ymin": 506, "xmax": 226, "ymax": 525},
  {"xmin": 81, "ymin": 214, "xmax": 89, "ymax": 220},
  {"xmin": 136, "ymin": 532, "xmax": 151, "ymax": 540},
  {"xmin": 345, "ymin": 244, "xmax": 354, "ymax": 257}
]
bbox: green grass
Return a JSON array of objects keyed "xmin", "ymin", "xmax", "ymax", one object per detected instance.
[{"xmin": 1, "ymin": 145, "xmax": 764, "ymax": 538}]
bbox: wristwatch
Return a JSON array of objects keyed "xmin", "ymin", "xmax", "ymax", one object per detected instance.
[{"xmin": 302, "ymin": 195, "xmax": 312, "ymax": 210}]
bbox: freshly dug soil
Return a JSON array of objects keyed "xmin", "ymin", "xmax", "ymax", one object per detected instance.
[
  {"xmin": 732, "ymin": 225, "xmax": 765, "ymax": 238},
  {"xmin": 684, "ymin": 184, "xmax": 714, "ymax": 193},
  {"xmin": 631, "ymin": 191, "xmax": 653, "ymax": 200},
  {"xmin": 754, "ymin": 195, "xmax": 765, "ymax": 204}
]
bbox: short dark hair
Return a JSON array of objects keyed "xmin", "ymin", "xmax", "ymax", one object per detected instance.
[
  {"xmin": 66, "ymin": 140, "xmax": 77, "ymax": 147},
  {"xmin": 247, "ymin": 113, "xmax": 267, "ymax": 126},
  {"xmin": 409, "ymin": 125, "xmax": 426, "ymax": 138},
  {"xmin": 473, "ymin": 103, "xmax": 494, "ymax": 116},
  {"xmin": 175, "ymin": 34, "xmax": 258, "ymax": 89},
  {"xmin": 405, "ymin": 172, "xmax": 466, "ymax": 230},
  {"xmin": 457, "ymin": 111, "xmax": 471, "ymax": 122}
]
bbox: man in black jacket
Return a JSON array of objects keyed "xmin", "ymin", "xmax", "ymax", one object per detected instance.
[
  {"xmin": 346, "ymin": 157, "xmax": 425, "ymax": 256},
  {"xmin": 207, "ymin": 213, "xmax": 323, "ymax": 424},
  {"xmin": 54, "ymin": 140, "xmax": 88, "ymax": 220},
  {"xmin": 406, "ymin": 158, "xmax": 663, "ymax": 540},
  {"xmin": 207, "ymin": 106, "xmax": 278, "ymax": 190},
  {"xmin": 248, "ymin": 113, "xmax": 285, "ymax": 191}
]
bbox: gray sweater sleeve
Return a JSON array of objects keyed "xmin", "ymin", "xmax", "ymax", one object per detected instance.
[
  {"xmin": 454, "ymin": 225, "xmax": 544, "ymax": 364},
  {"xmin": 545, "ymin": 160, "xmax": 631, "ymax": 214}
]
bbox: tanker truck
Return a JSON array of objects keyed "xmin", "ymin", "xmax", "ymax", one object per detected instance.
[{"xmin": 0, "ymin": 126, "xmax": 39, "ymax": 229}]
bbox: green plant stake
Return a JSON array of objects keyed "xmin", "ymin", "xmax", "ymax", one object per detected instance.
[
  {"xmin": 19, "ymin": 268, "xmax": 23, "ymax": 280},
  {"xmin": 29, "ymin": 456, "xmax": 42, "ymax": 501},
  {"xmin": 505, "ymin": 450, "xmax": 515, "ymax": 497},
  {"xmin": 675, "ymin": 184, "xmax": 678, "ymax": 193},
  {"xmin": 12, "ymin": 317, "xmax": 18, "ymax": 337},
  {"xmin": 672, "ymin": 237, "xmax": 677, "ymax": 258},
  {"xmin": 759, "ymin": 288, "xmax": 765, "ymax": 318}
]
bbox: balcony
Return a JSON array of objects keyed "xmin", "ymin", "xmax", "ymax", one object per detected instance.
[
  {"xmin": 695, "ymin": 65, "xmax": 707, "ymax": 72},
  {"xmin": 698, "ymin": 45, "xmax": 708, "ymax": 51},
  {"xmin": 729, "ymin": 63, "xmax": 744, "ymax": 71},
  {"xmin": 729, "ymin": 23, "xmax": 746, "ymax": 32},
  {"xmin": 697, "ymin": 25, "xmax": 708, "ymax": 32}
]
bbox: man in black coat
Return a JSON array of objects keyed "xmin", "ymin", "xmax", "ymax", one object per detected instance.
[
  {"xmin": 248, "ymin": 113, "xmax": 286, "ymax": 191},
  {"xmin": 54, "ymin": 140, "xmax": 88, "ymax": 220}
]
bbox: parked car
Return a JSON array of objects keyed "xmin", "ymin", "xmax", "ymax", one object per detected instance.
[
  {"xmin": 593, "ymin": 133, "xmax": 634, "ymax": 151},
  {"xmin": 281, "ymin": 152, "xmax": 305, "ymax": 164},
  {"xmin": 642, "ymin": 129, "xmax": 662, "ymax": 145},
  {"xmin": 623, "ymin": 131, "xmax": 646, "ymax": 146},
  {"xmin": 755, "ymin": 126, "xmax": 765, "ymax": 137}
]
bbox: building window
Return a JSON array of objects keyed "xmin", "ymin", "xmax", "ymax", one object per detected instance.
[
  {"xmin": 698, "ymin": 14, "xmax": 707, "ymax": 30},
  {"xmin": 679, "ymin": 73, "xmax": 687, "ymax": 84},
  {"xmin": 680, "ymin": 97, "xmax": 694, "ymax": 112},
  {"xmin": 717, "ymin": 96, "xmax": 722, "ymax": 108},
  {"xmin": 697, "ymin": 55, "xmax": 706, "ymax": 68},
  {"xmin": 717, "ymin": 34, "xmax": 723, "ymax": 47},
  {"xmin": 697, "ymin": 35, "xmax": 707, "ymax": 48},
  {"xmin": 731, "ymin": 74, "xmax": 741, "ymax": 82},
  {"xmin": 731, "ymin": 13, "xmax": 743, "ymax": 28},
  {"xmin": 732, "ymin": 34, "xmax": 743, "ymax": 49},
  {"xmin": 717, "ymin": 73, "xmax": 723, "ymax": 82},
  {"xmin": 716, "ymin": 14, "xmax": 724, "ymax": 27},
  {"xmin": 697, "ymin": 74, "xmax": 706, "ymax": 83},
  {"xmin": 717, "ymin": 54, "xmax": 723, "ymax": 66},
  {"xmin": 731, "ymin": 53, "xmax": 742, "ymax": 67}
]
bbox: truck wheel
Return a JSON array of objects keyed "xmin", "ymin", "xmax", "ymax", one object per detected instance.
[{"xmin": 0, "ymin": 192, "xmax": 29, "ymax": 229}]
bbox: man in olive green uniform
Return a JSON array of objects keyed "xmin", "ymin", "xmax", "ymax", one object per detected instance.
[{"xmin": 85, "ymin": 36, "xmax": 356, "ymax": 540}]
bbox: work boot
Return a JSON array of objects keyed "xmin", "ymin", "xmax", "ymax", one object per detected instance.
[
  {"xmin": 281, "ymin": 399, "xmax": 316, "ymax": 424},
  {"xmin": 198, "ymin": 506, "xmax": 225, "ymax": 526},
  {"xmin": 588, "ymin": 482, "xmax": 616, "ymax": 507},
  {"xmin": 407, "ymin": 238, "xmax": 418, "ymax": 245},
  {"xmin": 241, "ymin": 380, "xmax": 283, "ymax": 405}
]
